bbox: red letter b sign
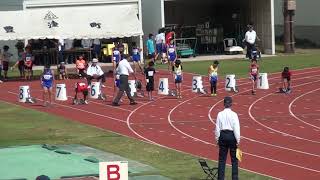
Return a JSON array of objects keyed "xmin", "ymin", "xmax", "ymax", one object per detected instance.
[{"xmin": 100, "ymin": 162, "xmax": 128, "ymax": 180}]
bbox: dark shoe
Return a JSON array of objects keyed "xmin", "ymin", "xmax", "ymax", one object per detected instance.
[
  {"xmin": 112, "ymin": 102, "xmax": 120, "ymax": 106},
  {"xmin": 130, "ymin": 101, "xmax": 137, "ymax": 105}
]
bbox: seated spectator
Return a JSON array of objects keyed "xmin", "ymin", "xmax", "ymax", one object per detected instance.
[{"xmin": 86, "ymin": 58, "xmax": 106, "ymax": 87}]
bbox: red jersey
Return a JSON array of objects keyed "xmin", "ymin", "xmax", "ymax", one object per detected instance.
[
  {"xmin": 165, "ymin": 32, "xmax": 174, "ymax": 45},
  {"xmin": 250, "ymin": 64, "xmax": 259, "ymax": 76},
  {"xmin": 76, "ymin": 82, "xmax": 89, "ymax": 92},
  {"xmin": 282, "ymin": 71, "xmax": 292, "ymax": 78}
]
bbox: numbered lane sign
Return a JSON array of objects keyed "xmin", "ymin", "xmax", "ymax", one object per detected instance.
[
  {"xmin": 99, "ymin": 161, "xmax": 128, "ymax": 180},
  {"xmin": 158, "ymin": 78, "xmax": 169, "ymax": 95},
  {"xmin": 128, "ymin": 80, "xmax": 137, "ymax": 97},
  {"xmin": 89, "ymin": 82, "xmax": 101, "ymax": 99},
  {"xmin": 192, "ymin": 76, "xmax": 204, "ymax": 93},
  {"xmin": 19, "ymin": 86, "xmax": 30, "ymax": 103},
  {"xmin": 225, "ymin": 74, "xmax": 236, "ymax": 92},
  {"xmin": 257, "ymin": 73, "xmax": 269, "ymax": 89},
  {"xmin": 55, "ymin": 84, "xmax": 68, "ymax": 101}
]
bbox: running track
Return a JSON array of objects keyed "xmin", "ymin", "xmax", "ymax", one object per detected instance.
[{"xmin": 0, "ymin": 67, "xmax": 320, "ymax": 180}]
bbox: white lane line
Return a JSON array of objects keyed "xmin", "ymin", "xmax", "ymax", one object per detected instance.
[
  {"xmin": 248, "ymin": 79, "xmax": 320, "ymax": 144},
  {"xmin": 289, "ymin": 87, "xmax": 320, "ymax": 130},
  {"xmin": 8, "ymin": 91, "xmax": 127, "ymax": 123}
]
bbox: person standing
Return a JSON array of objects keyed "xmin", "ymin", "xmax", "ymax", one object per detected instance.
[
  {"xmin": 155, "ymin": 28, "xmax": 165, "ymax": 61},
  {"xmin": 93, "ymin": 38, "xmax": 101, "ymax": 59},
  {"xmin": 58, "ymin": 38, "xmax": 65, "ymax": 63},
  {"xmin": 112, "ymin": 55, "xmax": 137, "ymax": 106},
  {"xmin": 146, "ymin": 34, "xmax": 155, "ymax": 62},
  {"xmin": 215, "ymin": 96, "xmax": 240, "ymax": 180},
  {"xmin": 244, "ymin": 23, "xmax": 260, "ymax": 59},
  {"xmin": 1, "ymin": 45, "xmax": 13, "ymax": 80}
]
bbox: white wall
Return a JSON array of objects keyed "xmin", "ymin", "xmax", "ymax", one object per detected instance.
[{"xmin": 141, "ymin": 0, "xmax": 164, "ymax": 40}]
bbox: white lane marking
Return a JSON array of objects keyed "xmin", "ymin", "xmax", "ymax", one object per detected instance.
[
  {"xmin": 289, "ymin": 88, "xmax": 320, "ymax": 130},
  {"xmin": 248, "ymin": 79, "xmax": 320, "ymax": 144}
]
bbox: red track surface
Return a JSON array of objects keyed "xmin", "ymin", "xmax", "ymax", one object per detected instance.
[{"xmin": 1, "ymin": 67, "xmax": 320, "ymax": 180}]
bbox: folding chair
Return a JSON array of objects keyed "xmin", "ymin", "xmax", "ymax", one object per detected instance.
[{"xmin": 198, "ymin": 159, "xmax": 218, "ymax": 180}]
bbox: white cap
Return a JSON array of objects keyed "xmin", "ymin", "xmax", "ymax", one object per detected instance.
[{"xmin": 92, "ymin": 58, "xmax": 99, "ymax": 63}]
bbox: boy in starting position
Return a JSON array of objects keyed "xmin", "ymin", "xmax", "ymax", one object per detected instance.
[
  {"xmin": 281, "ymin": 67, "xmax": 292, "ymax": 93},
  {"xmin": 249, "ymin": 59, "xmax": 259, "ymax": 95},
  {"xmin": 73, "ymin": 82, "xmax": 89, "ymax": 105}
]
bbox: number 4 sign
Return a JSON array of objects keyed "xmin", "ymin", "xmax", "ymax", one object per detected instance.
[{"xmin": 99, "ymin": 161, "xmax": 128, "ymax": 180}]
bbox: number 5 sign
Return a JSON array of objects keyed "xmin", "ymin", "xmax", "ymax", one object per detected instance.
[{"xmin": 99, "ymin": 161, "xmax": 128, "ymax": 180}]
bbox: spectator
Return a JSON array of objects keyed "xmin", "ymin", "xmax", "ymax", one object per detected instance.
[
  {"xmin": 146, "ymin": 34, "xmax": 155, "ymax": 62},
  {"xmin": 64, "ymin": 39, "xmax": 74, "ymax": 64},
  {"xmin": 1, "ymin": 45, "xmax": 13, "ymax": 80},
  {"xmin": 86, "ymin": 58, "xmax": 106, "ymax": 88},
  {"xmin": 155, "ymin": 28, "xmax": 165, "ymax": 61},
  {"xmin": 93, "ymin": 38, "xmax": 101, "ymax": 58}
]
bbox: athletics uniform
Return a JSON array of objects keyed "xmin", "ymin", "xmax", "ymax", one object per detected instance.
[
  {"xmin": 75, "ymin": 82, "xmax": 89, "ymax": 93},
  {"xmin": 209, "ymin": 65, "xmax": 218, "ymax": 95},
  {"xmin": 2, "ymin": 51, "xmax": 12, "ymax": 71},
  {"xmin": 132, "ymin": 48, "xmax": 140, "ymax": 62},
  {"xmin": 113, "ymin": 49, "xmax": 121, "ymax": 64},
  {"xmin": 282, "ymin": 70, "xmax": 292, "ymax": 81},
  {"xmin": 76, "ymin": 59, "xmax": 86, "ymax": 77},
  {"xmin": 250, "ymin": 64, "xmax": 259, "ymax": 81},
  {"xmin": 168, "ymin": 44, "xmax": 176, "ymax": 62},
  {"xmin": 58, "ymin": 64, "xmax": 66, "ymax": 75},
  {"xmin": 173, "ymin": 65, "xmax": 183, "ymax": 84},
  {"xmin": 41, "ymin": 69, "xmax": 54, "ymax": 89},
  {"xmin": 145, "ymin": 66, "xmax": 156, "ymax": 91},
  {"xmin": 23, "ymin": 53, "xmax": 33, "ymax": 70}
]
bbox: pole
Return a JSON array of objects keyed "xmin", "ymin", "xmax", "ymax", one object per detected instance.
[{"xmin": 283, "ymin": 0, "xmax": 295, "ymax": 53}]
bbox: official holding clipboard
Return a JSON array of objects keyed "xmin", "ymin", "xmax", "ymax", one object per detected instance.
[{"xmin": 215, "ymin": 96, "xmax": 240, "ymax": 180}]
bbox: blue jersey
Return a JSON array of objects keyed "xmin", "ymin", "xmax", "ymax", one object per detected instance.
[
  {"xmin": 42, "ymin": 69, "xmax": 53, "ymax": 88},
  {"xmin": 132, "ymin": 48, "xmax": 140, "ymax": 62},
  {"xmin": 168, "ymin": 45, "xmax": 176, "ymax": 61},
  {"xmin": 113, "ymin": 49, "xmax": 121, "ymax": 63}
]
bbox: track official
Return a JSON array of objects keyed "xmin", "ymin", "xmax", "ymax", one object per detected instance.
[
  {"xmin": 244, "ymin": 23, "xmax": 259, "ymax": 59},
  {"xmin": 112, "ymin": 55, "xmax": 137, "ymax": 106},
  {"xmin": 215, "ymin": 96, "xmax": 240, "ymax": 180}
]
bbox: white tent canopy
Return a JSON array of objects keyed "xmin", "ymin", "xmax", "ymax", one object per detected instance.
[{"xmin": 0, "ymin": 4, "xmax": 143, "ymax": 40}]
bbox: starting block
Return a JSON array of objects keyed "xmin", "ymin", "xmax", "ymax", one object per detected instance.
[
  {"xmin": 19, "ymin": 85, "xmax": 36, "ymax": 103},
  {"xmin": 89, "ymin": 82, "xmax": 106, "ymax": 100},
  {"xmin": 168, "ymin": 89, "xmax": 177, "ymax": 97},
  {"xmin": 129, "ymin": 80, "xmax": 137, "ymax": 97},
  {"xmin": 225, "ymin": 75, "xmax": 238, "ymax": 93},
  {"xmin": 55, "ymin": 84, "xmax": 68, "ymax": 101},
  {"xmin": 257, "ymin": 73, "xmax": 269, "ymax": 89},
  {"xmin": 158, "ymin": 78, "xmax": 169, "ymax": 95}
]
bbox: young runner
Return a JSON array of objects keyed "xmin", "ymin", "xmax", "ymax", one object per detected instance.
[
  {"xmin": 131, "ymin": 42, "xmax": 143, "ymax": 73},
  {"xmin": 144, "ymin": 61, "xmax": 156, "ymax": 101},
  {"xmin": 249, "ymin": 59, "xmax": 259, "ymax": 95},
  {"xmin": 41, "ymin": 64, "xmax": 54, "ymax": 107},
  {"xmin": 208, "ymin": 60, "xmax": 219, "ymax": 96},
  {"xmin": 57, "ymin": 62, "xmax": 68, "ymax": 80},
  {"xmin": 172, "ymin": 60, "xmax": 183, "ymax": 99},
  {"xmin": 167, "ymin": 40, "xmax": 177, "ymax": 73},
  {"xmin": 281, "ymin": 66, "xmax": 292, "ymax": 93}
]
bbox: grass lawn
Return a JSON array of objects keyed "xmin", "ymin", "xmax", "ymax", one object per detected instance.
[
  {"xmin": 157, "ymin": 50, "xmax": 320, "ymax": 78},
  {"xmin": 0, "ymin": 102, "xmax": 270, "ymax": 180}
]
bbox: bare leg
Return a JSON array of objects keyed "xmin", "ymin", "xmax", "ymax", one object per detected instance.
[
  {"xmin": 43, "ymin": 88, "xmax": 48, "ymax": 106},
  {"xmin": 48, "ymin": 87, "xmax": 53, "ymax": 105}
]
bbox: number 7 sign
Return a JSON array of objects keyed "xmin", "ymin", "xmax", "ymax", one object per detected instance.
[{"xmin": 99, "ymin": 162, "xmax": 128, "ymax": 180}]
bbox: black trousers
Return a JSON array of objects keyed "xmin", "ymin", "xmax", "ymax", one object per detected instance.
[
  {"xmin": 87, "ymin": 74, "xmax": 106, "ymax": 85},
  {"xmin": 218, "ymin": 130, "xmax": 238, "ymax": 180},
  {"xmin": 210, "ymin": 81, "xmax": 217, "ymax": 94},
  {"xmin": 246, "ymin": 42, "xmax": 255, "ymax": 59},
  {"xmin": 113, "ymin": 75, "xmax": 135, "ymax": 104}
]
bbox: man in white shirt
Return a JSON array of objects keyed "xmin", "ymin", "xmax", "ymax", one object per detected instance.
[
  {"xmin": 112, "ymin": 55, "xmax": 137, "ymax": 106},
  {"xmin": 155, "ymin": 28, "xmax": 166, "ymax": 61},
  {"xmin": 215, "ymin": 96, "xmax": 240, "ymax": 180},
  {"xmin": 86, "ymin": 58, "xmax": 106, "ymax": 87},
  {"xmin": 244, "ymin": 23, "xmax": 260, "ymax": 59}
]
